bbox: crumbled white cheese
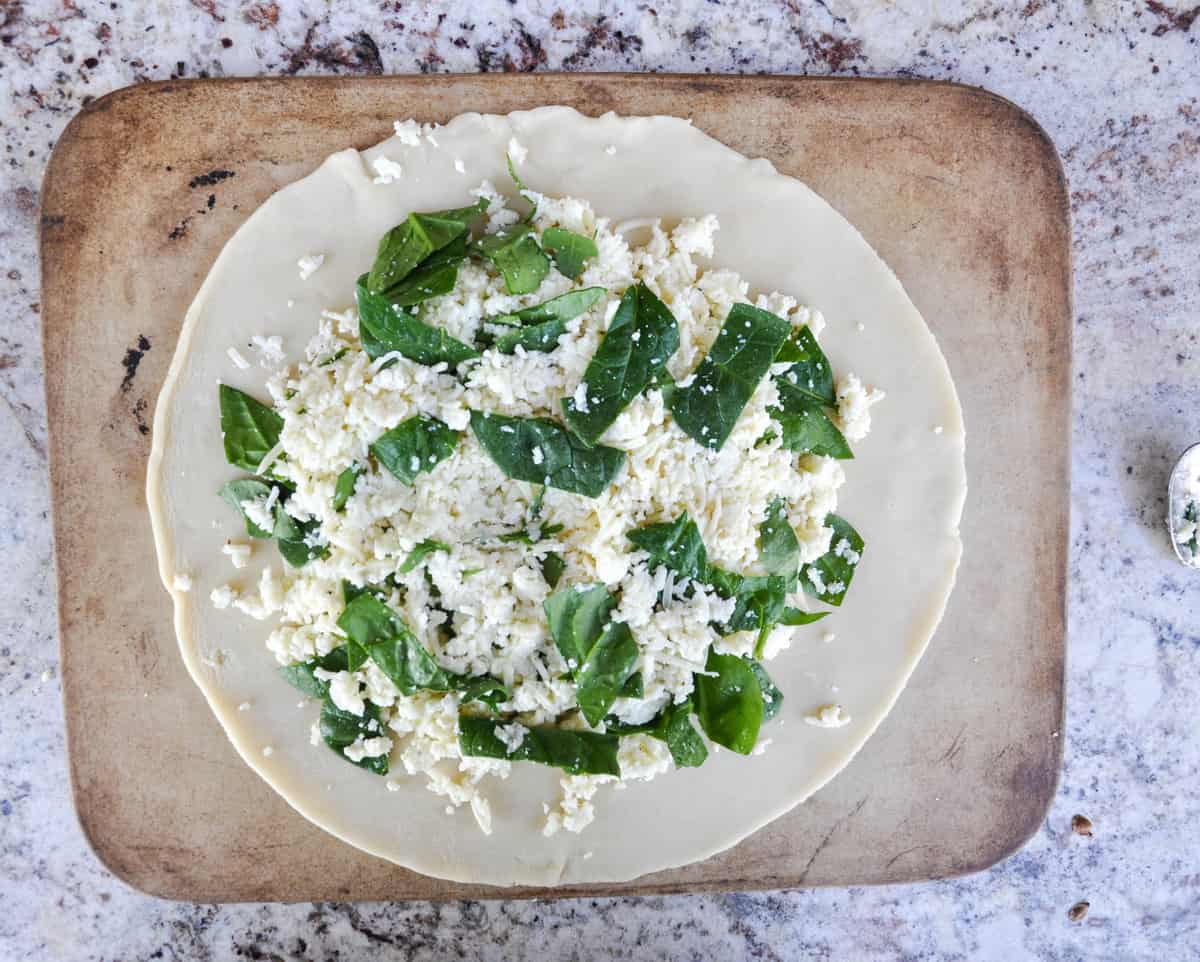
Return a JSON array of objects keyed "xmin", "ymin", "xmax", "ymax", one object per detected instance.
[
  {"xmin": 173, "ymin": 573, "xmax": 193, "ymax": 592},
  {"xmin": 507, "ymin": 136, "xmax": 528, "ymax": 164},
  {"xmin": 804, "ymin": 704, "xmax": 851, "ymax": 728},
  {"xmin": 372, "ymin": 156, "xmax": 403, "ymax": 185},
  {"xmin": 496, "ymin": 721, "xmax": 528, "ymax": 753},
  {"xmin": 223, "ymin": 540, "xmax": 253, "ymax": 569},
  {"xmin": 393, "ymin": 119, "xmax": 440, "ymax": 146},
  {"xmin": 343, "ymin": 735, "xmax": 392, "ymax": 762},
  {"xmin": 835, "ymin": 373, "xmax": 885, "ymax": 442},
  {"xmin": 297, "ymin": 253, "xmax": 325, "ymax": 281},
  {"xmin": 226, "ymin": 346, "xmax": 251, "ymax": 370},
  {"xmin": 210, "ymin": 584, "xmax": 237, "ymax": 609},
  {"xmin": 262, "ymin": 746, "xmax": 274, "ymax": 757},
  {"xmin": 604, "ymin": 144, "xmax": 617, "ymax": 156},
  {"xmin": 238, "ymin": 701, "xmax": 252, "ymax": 712},
  {"xmin": 251, "ymin": 334, "xmax": 286, "ymax": 368}
]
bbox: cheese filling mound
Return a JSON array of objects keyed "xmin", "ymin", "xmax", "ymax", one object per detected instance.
[{"xmin": 212, "ymin": 175, "xmax": 883, "ymax": 836}]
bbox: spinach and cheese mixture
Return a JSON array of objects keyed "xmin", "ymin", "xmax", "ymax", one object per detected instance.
[{"xmin": 211, "ymin": 159, "xmax": 884, "ymax": 836}]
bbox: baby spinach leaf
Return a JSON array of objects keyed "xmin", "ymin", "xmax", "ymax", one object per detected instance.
[
  {"xmin": 759, "ymin": 497, "xmax": 801, "ymax": 578},
  {"xmin": 574, "ymin": 621, "xmax": 640, "ymax": 726},
  {"xmin": 457, "ymin": 716, "xmax": 621, "ymax": 776},
  {"xmin": 542, "ymin": 227, "xmax": 599, "ymax": 279},
  {"xmin": 494, "ymin": 320, "xmax": 568, "ymax": 355},
  {"xmin": 277, "ymin": 646, "xmax": 353, "ymax": 698},
  {"xmin": 398, "ymin": 538, "xmax": 451, "ymax": 574},
  {"xmin": 218, "ymin": 477, "xmax": 275, "ymax": 538},
  {"xmin": 544, "ymin": 584, "xmax": 637, "ymax": 725},
  {"xmin": 772, "ymin": 402, "xmax": 854, "ymax": 459},
  {"xmin": 356, "ymin": 275, "xmax": 480, "ymax": 367},
  {"xmin": 471, "ymin": 223, "xmax": 550, "ymax": 295},
  {"xmin": 470, "ymin": 411, "xmax": 625, "ymax": 498},
  {"xmin": 800, "ymin": 514, "xmax": 865, "ymax": 607},
  {"xmin": 381, "ymin": 260, "xmax": 459, "ymax": 307},
  {"xmin": 668, "ymin": 303, "xmax": 791, "ymax": 451},
  {"xmin": 626, "ymin": 512, "xmax": 708, "ymax": 583},
  {"xmin": 562, "ymin": 283, "xmax": 680, "ymax": 447},
  {"xmin": 367, "ymin": 200, "xmax": 486, "ymax": 294},
  {"xmin": 274, "ymin": 513, "xmax": 327, "ymax": 568},
  {"xmin": 779, "ymin": 607, "xmax": 829, "ymax": 626},
  {"xmin": 219, "ymin": 384, "xmax": 283, "ymax": 473},
  {"xmin": 337, "ymin": 593, "xmax": 502, "ymax": 703},
  {"xmin": 543, "ymin": 583, "xmax": 616, "ymax": 667},
  {"xmin": 720, "ymin": 574, "xmax": 789, "ymax": 638},
  {"xmin": 370, "ymin": 415, "xmax": 460, "ymax": 485},
  {"xmin": 693, "ymin": 648, "xmax": 764, "ymax": 755},
  {"xmin": 490, "ymin": 287, "xmax": 606, "ymax": 355},
  {"xmin": 540, "ymin": 551, "xmax": 566, "ymax": 589},
  {"xmin": 619, "ymin": 671, "xmax": 644, "ymax": 698},
  {"xmin": 333, "ymin": 465, "xmax": 362, "ymax": 512},
  {"xmin": 319, "ymin": 700, "xmax": 389, "ymax": 775},
  {"xmin": 774, "ymin": 324, "xmax": 835, "ymax": 407},
  {"xmin": 604, "ymin": 697, "xmax": 708, "ymax": 768},
  {"xmin": 660, "ymin": 698, "xmax": 709, "ymax": 768},
  {"xmin": 748, "ymin": 659, "xmax": 784, "ymax": 723}
]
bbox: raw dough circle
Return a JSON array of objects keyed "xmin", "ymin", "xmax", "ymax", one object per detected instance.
[{"xmin": 148, "ymin": 107, "xmax": 966, "ymax": 886}]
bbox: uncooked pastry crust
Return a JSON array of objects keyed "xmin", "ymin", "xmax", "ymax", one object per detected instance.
[{"xmin": 147, "ymin": 107, "xmax": 966, "ymax": 887}]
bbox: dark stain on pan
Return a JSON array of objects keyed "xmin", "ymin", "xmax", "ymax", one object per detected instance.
[
  {"xmin": 188, "ymin": 169, "xmax": 235, "ymax": 189},
  {"xmin": 132, "ymin": 397, "xmax": 149, "ymax": 436},
  {"xmin": 168, "ymin": 216, "xmax": 191, "ymax": 240},
  {"xmin": 120, "ymin": 334, "xmax": 151, "ymax": 393}
]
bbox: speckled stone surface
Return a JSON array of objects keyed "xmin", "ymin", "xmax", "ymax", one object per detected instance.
[{"xmin": 2, "ymin": 1, "xmax": 1198, "ymax": 959}]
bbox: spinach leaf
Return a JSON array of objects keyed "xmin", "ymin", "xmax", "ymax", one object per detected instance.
[
  {"xmin": 619, "ymin": 671, "xmax": 643, "ymax": 698},
  {"xmin": 370, "ymin": 415, "xmax": 460, "ymax": 485},
  {"xmin": 772, "ymin": 402, "xmax": 854, "ymax": 459},
  {"xmin": 498, "ymin": 523, "xmax": 563, "ymax": 545},
  {"xmin": 319, "ymin": 347, "xmax": 349, "ymax": 367},
  {"xmin": 457, "ymin": 716, "xmax": 621, "ymax": 776},
  {"xmin": 366, "ymin": 201, "xmax": 485, "ymax": 294},
  {"xmin": 562, "ymin": 283, "xmax": 679, "ymax": 447},
  {"xmin": 574, "ymin": 621, "xmax": 639, "ymax": 726},
  {"xmin": 800, "ymin": 514, "xmax": 864, "ymax": 607},
  {"xmin": 660, "ymin": 698, "xmax": 709, "ymax": 767},
  {"xmin": 542, "ymin": 227, "xmax": 598, "ymax": 279},
  {"xmin": 489, "ymin": 287, "xmax": 606, "ymax": 355},
  {"xmin": 719, "ymin": 573, "xmax": 789, "ymax": 637},
  {"xmin": 470, "ymin": 411, "xmax": 625, "ymax": 498},
  {"xmin": 356, "ymin": 275, "xmax": 480, "ymax": 367},
  {"xmin": 398, "ymin": 539, "xmax": 451, "ymax": 574},
  {"xmin": 274, "ymin": 512, "xmax": 327, "ymax": 568},
  {"xmin": 471, "ymin": 223, "xmax": 550, "ymax": 295},
  {"xmin": 693, "ymin": 648, "xmax": 763, "ymax": 755},
  {"xmin": 218, "ymin": 477, "xmax": 275, "ymax": 538},
  {"xmin": 605, "ymin": 697, "xmax": 708, "ymax": 768},
  {"xmin": 333, "ymin": 465, "xmax": 361, "ymax": 512},
  {"xmin": 748, "ymin": 659, "xmax": 784, "ymax": 723},
  {"xmin": 759, "ymin": 497, "xmax": 801, "ymax": 578},
  {"xmin": 544, "ymin": 584, "xmax": 637, "ymax": 725},
  {"xmin": 779, "ymin": 607, "xmax": 829, "ymax": 626},
  {"xmin": 219, "ymin": 384, "xmax": 283, "ymax": 473},
  {"xmin": 540, "ymin": 551, "xmax": 566, "ymax": 588},
  {"xmin": 319, "ymin": 700, "xmax": 389, "ymax": 775},
  {"xmin": 626, "ymin": 512, "xmax": 708, "ymax": 582},
  {"xmin": 668, "ymin": 303, "xmax": 791, "ymax": 451},
  {"xmin": 277, "ymin": 646, "xmax": 353, "ymax": 698},
  {"xmin": 774, "ymin": 324, "xmax": 835, "ymax": 406},
  {"xmin": 543, "ymin": 583, "xmax": 616, "ymax": 667},
  {"xmin": 381, "ymin": 260, "xmax": 459, "ymax": 308},
  {"xmin": 337, "ymin": 593, "xmax": 504, "ymax": 703}
]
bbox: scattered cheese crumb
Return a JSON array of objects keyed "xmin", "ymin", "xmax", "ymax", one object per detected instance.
[
  {"xmin": 262, "ymin": 746, "xmax": 274, "ymax": 757},
  {"xmin": 507, "ymin": 136, "xmax": 528, "ymax": 164},
  {"xmin": 804, "ymin": 704, "xmax": 851, "ymax": 728},
  {"xmin": 604, "ymin": 144, "xmax": 617, "ymax": 156},
  {"xmin": 250, "ymin": 334, "xmax": 286, "ymax": 368},
  {"xmin": 372, "ymin": 156, "xmax": 403, "ymax": 185},
  {"xmin": 226, "ymin": 346, "xmax": 251, "ymax": 370},
  {"xmin": 822, "ymin": 630, "xmax": 836, "ymax": 644},
  {"xmin": 454, "ymin": 158, "xmax": 466, "ymax": 174},
  {"xmin": 238, "ymin": 702, "xmax": 251, "ymax": 712},
  {"xmin": 297, "ymin": 253, "xmax": 325, "ymax": 280},
  {"xmin": 173, "ymin": 573, "xmax": 193, "ymax": 592},
  {"xmin": 223, "ymin": 540, "xmax": 253, "ymax": 569},
  {"xmin": 209, "ymin": 584, "xmax": 237, "ymax": 609},
  {"xmin": 934, "ymin": 425, "xmax": 944, "ymax": 435}
]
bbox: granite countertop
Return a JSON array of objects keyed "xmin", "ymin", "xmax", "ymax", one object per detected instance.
[{"xmin": 3, "ymin": 1, "xmax": 1198, "ymax": 959}]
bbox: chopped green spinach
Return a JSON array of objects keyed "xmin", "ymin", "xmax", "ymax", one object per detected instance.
[
  {"xmin": 332, "ymin": 465, "xmax": 362, "ymax": 512},
  {"xmin": 398, "ymin": 539, "xmax": 451, "ymax": 574},
  {"xmin": 800, "ymin": 514, "xmax": 864, "ymax": 607},
  {"xmin": 470, "ymin": 411, "xmax": 625, "ymax": 498},
  {"xmin": 542, "ymin": 227, "xmax": 599, "ymax": 279},
  {"xmin": 370, "ymin": 415, "xmax": 460, "ymax": 485},
  {"xmin": 366, "ymin": 201, "xmax": 485, "ymax": 294},
  {"xmin": 562, "ymin": 283, "xmax": 679, "ymax": 447},
  {"xmin": 356, "ymin": 275, "xmax": 480, "ymax": 367},
  {"xmin": 219, "ymin": 384, "xmax": 283, "ymax": 474},
  {"xmin": 457, "ymin": 716, "xmax": 621, "ymax": 776},
  {"xmin": 693, "ymin": 648, "xmax": 763, "ymax": 755},
  {"xmin": 668, "ymin": 303, "xmax": 791, "ymax": 451},
  {"xmin": 471, "ymin": 223, "xmax": 550, "ymax": 295}
]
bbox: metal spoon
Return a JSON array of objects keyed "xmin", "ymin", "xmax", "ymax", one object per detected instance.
[{"xmin": 1167, "ymin": 442, "xmax": 1200, "ymax": 566}]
